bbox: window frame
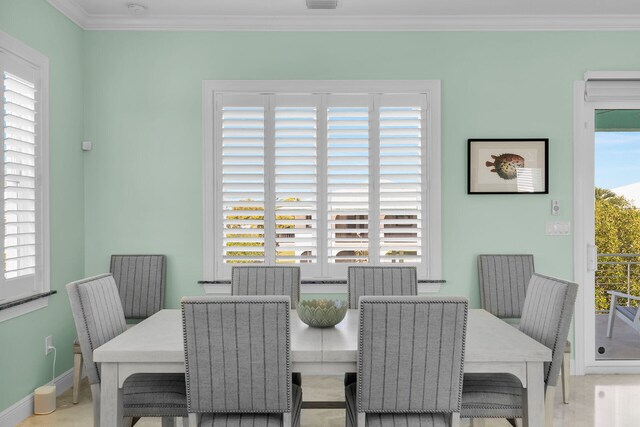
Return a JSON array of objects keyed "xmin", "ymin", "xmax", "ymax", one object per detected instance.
[
  {"xmin": 203, "ymin": 80, "xmax": 441, "ymax": 281},
  {"xmin": 0, "ymin": 30, "xmax": 50, "ymax": 318}
]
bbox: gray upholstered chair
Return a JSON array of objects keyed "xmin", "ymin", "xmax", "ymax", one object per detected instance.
[
  {"xmin": 477, "ymin": 254, "xmax": 572, "ymax": 404},
  {"xmin": 72, "ymin": 255, "xmax": 167, "ymax": 404},
  {"xmin": 231, "ymin": 265, "xmax": 302, "ymax": 387},
  {"xmin": 231, "ymin": 266, "xmax": 301, "ymax": 308},
  {"xmin": 67, "ymin": 274, "xmax": 186, "ymax": 427},
  {"xmin": 462, "ymin": 273, "xmax": 578, "ymax": 427},
  {"xmin": 181, "ymin": 295, "xmax": 302, "ymax": 427},
  {"xmin": 347, "ymin": 266, "xmax": 418, "ymax": 309},
  {"xmin": 345, "ymin": 296, "xmax": 468, "ymax": 427},
  {"xmin": 344, "ymin": 266, "xmax": 418, "ymax": 386}
]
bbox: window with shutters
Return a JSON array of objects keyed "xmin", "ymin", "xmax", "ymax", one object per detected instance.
[
  {"xmin": 204, "ymin": 81, "xmax": 441, "ymax": 280},
  {"xmin": 0, "ymin": 31, "xmax": 50, "ymax": 309}
]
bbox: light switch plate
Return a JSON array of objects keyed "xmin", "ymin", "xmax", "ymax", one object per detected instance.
[{"xmin": 546, "ymin": 221, "xmax": 571, "ymax": 236}]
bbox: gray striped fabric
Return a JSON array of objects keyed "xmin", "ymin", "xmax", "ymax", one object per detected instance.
[
  {"xmin": 345, "ymin": 266, "xmax": 419, "ymax": 387},
  {"xmin": 348, "ymin": 266, "xmax": 418, "ymax": 309},
  {"xmin": 110, "ymin": 254, "xmax": 166, "ymax": 319},
  {"xmin": 67, "ymin": 274, "xmax": 187, "ymax": 420},
  {"xmin": 182, "ymin": 296, "xmax": 292, "ymax": 415},
  {"xmin": 477, "ymin": 255, "xmax": 534, "ymax": 318},
  {"xmin": 346, "ymin": 384, "xmax": 451, "ymax": 427},
  {"xmin": 231, "ymin": 267, "xmax": 301, "ymax": 309},
  {"xmin": 198, "ymin": 385, "xmax": 302, "ymax": 427},
  {"xmin": 459, "ymin": 373, "xmax": 522, "ymax": 419},
  {"xmin": 357, "ymin": 296, "xmax": 468, "ymax": 414},
  {"xmin": 123, "ymin": 373, "xmax": 187, "ymax": 417},
  {"xmin": 519, "ymin": 273, "xmax": 578, "ymax": 387},
  {"xmin": 66, "ymin": 274, "xmax": 127, "ymax": 385},
  {"xmin": 460, "ymin": 273, "xmax": 578, "ymax": 420}
]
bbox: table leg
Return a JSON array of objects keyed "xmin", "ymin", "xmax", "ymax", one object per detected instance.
[
  {"xmin": 100, "ymin": 363, "xmax": 124, "ymax": 427},
  {"xmin": 522, "ymin": 362, "xmax": 545, "ymax": 427}
]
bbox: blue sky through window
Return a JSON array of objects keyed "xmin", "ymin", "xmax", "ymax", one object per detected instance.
[{"xmin": 595, "ymin": 132, "xmax": 640, "ymax": 190}]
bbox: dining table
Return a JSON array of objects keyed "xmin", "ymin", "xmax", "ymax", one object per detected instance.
[{"xmin": 94, "ymin": 308, "xmax": 551, "ymax": 427}]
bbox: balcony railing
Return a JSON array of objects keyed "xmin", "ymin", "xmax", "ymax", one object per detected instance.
[{"xmin": 596, "ymin": 253, "xmax": 640, "ymax": 314}]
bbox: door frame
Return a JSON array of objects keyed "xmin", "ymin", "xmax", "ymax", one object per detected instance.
[{"xmin": 573, "ymin": 80, "xmax": 640, "ymax": 374}]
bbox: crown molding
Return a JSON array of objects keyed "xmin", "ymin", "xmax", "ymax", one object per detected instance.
[
  {"xmin": 46, "ymin": 1, "xmax": 640, "ymax": 31},
  {"xmin": 47, "ymin": 0, "xmax": 87, "ymax": 28}
]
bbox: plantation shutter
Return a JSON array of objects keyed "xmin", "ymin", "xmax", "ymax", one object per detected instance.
[
  {"xmin": 211, "ymin": 88, "xmax": 431, "ymax": 278},
  {"xmin": 274, "ymin": 95, "xmax": 319, "ymax": 268},
  {"xmin": 326, "ymin": 95, "xmax": 370, "ymax": 264},
  {"xmin": 217, "ymin": 94, "xmax": 267, "ymax": 268},
  {"xmin": 377, "ymin": 94, "xmax": 425, "ymax": 265},
  {"xmin": 1, "ymin": 51, "xmax": 40, "ymax": 297}
]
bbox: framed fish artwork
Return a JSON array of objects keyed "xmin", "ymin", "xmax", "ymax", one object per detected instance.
[{"xmin": 468, "ymin": 138, "xmax": 549, "ymax": 194}]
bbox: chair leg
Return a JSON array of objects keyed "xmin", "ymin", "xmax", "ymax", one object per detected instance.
[
  {"xmin": 90, "ymin": 383, "xmax": 100, "ymax": 427},
  {"xmin": 182, "ymin": 417, "xmax": 189, "ymax": 427},
  {"xmin": 545, "ymin": 386, "xmax": 556, "ymax": 427},
  {"xmin": 161, "ymin": 418, "xmax": 176, "ymax": 427},
  {"xmin": 123, "ymin": 417, "xmax": 133, "ymax": 427},
  {"xmin": 73, "ymin": 352, "xmax": 83, "ymax": 404},
  {"xmin": 607, "ymin": 294, "xmax": 617, "ymax": 337},
  {"xmin": 562, "ymin": 350, "xmax": 570, "ymax": 404},
  {"xmin": 188, "ymin": 414, "xmax": 200, "ymax": 427}
]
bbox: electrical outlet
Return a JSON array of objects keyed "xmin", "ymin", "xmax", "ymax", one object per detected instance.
[{"xmin": 45, "ymin": 335, "xmax": 53, "ymax": 355}]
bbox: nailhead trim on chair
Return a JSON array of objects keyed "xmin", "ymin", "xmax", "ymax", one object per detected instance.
[
  {"xmin": 181, "ymin": 296, "xmax": 292, "ymax": 414},
  {"xmin": 356, "ymin": 296, "xmax": 468, "ymax": 414}
]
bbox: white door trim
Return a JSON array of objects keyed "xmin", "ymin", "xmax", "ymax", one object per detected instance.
[
  {"xmin": 573, "ymin": 81, "xmax": 588, "ymax": 376},
  {"xmin": 573, "ymin": 80, "xmax": 640, "ymax": 374}
]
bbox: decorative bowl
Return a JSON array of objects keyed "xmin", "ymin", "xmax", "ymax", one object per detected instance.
[{"xmin": 297, "ymin": 299, "xmax": 348, "ymax": 328}]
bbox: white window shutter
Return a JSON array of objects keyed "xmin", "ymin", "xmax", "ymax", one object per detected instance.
[
  {"xmin": 208, "ymin": 85, "xmax": 435, "ymax": 279},
  {"xmin": 273, "ymin": 95, "xmax": 319, "ymax": 269},
  {"xmin": 0, "ymin": 48, "xmax": 42, "ymax": 300},
  {"xmin": 216, "ymin": 94, "xmax": 267, "ymax": 270},
  {"xmin": 377, "ymin": 94, "xmax": 425, "ymax": 265},
  {"xmin": 326, "ymin": 95, "xmax": 370, "ymax": 265}
]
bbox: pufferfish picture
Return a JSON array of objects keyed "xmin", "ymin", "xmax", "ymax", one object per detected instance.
[{"xmin": 485, "ymin": 153, "xmax": 525, "ymax": 180}]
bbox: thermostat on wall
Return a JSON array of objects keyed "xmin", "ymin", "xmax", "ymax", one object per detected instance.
[{"xmin": 81, "ymin": 141, "xmax": 92, "ymax": 151}]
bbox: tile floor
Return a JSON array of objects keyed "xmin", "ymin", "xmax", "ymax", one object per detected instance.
[{"xmin": 17, "ymin": 374, "xmax": 640, "ymax": 427}]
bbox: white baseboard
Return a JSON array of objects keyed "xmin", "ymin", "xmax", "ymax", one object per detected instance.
[{"xmin": 0, "ymin": 368, "xmax": 74, "ymax": 427}]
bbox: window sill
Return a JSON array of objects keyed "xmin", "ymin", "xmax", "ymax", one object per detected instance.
[{"xmin": 0, "ymin": 291, "xmax": 56, "ymax": 323}]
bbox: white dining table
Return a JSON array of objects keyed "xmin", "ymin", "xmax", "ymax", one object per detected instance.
[{"xmin": 94, "ymin": 308, "xmax": 551, "ymax": 427}]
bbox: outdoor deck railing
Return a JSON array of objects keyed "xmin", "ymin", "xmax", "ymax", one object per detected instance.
[{"xmin": 596, "ymin": 253, "xmax": 640, "ymax": 314}]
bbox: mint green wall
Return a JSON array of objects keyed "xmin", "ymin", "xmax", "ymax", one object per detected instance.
[
  {"xmin": 83, "ymin": 31, "xmax": 640, "ymax": 309},
  {"xmin": 3, "ymin": 4, "xmax": 640, "ymax": 413},
  {"xmin": 0, "ymin": 0, "xmax": 85, "ymax": 413}
]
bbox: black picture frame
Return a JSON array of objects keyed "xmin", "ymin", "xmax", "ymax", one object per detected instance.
[{"xmin": 468, "ymin": 138, "xmax": 549, "ymax": 194}]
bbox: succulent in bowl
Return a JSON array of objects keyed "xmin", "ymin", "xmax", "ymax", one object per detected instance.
[{"xmin": 298, "ymin": 299, "xmax": 348, "ymax": 328}]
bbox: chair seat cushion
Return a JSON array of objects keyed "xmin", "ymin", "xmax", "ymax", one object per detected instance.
[
  {"xmin": 198, "ymin": 384, "xmax": 302, "ymax": 427},
  {"xmin": 345, "ymin": 383, "xmax": 450, "ymax": 427},
  {"xmin": 122, "ymin": 373, "xmax": 187, "ymax": 418},
  {"xmin": 616, "ymin": 306, "xmax": 638, "ymax": 322},
  {"xmin": 460, "ymin": 373, "xmax": 523, "ymax": 419}
]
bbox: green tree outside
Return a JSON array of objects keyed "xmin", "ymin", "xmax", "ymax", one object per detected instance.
[{"xmin": 595, "ymin": 187, "xmax": 640, "ymax": 311}]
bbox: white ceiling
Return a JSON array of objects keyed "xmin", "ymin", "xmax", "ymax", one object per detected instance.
[{"xmin": 47, "ymin": 0, "xmax": 640, "ymax": 30}]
